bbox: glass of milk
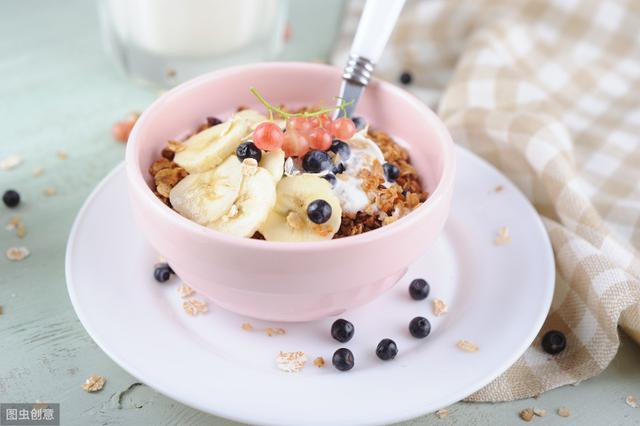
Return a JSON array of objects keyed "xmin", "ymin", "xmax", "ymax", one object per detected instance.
[{"xmin": 99, "ymin": 0, "xmax": 288, "ymax": 86}]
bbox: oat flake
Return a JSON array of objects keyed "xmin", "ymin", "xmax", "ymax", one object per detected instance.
[
  {"xmin": 241, "ymin": 323, "xmax": 253, "ymax": 332},
  {"xmin": 177, "ymin": 284, "xmax": 194, "ymax": 298},
  {"xmin": 6, "ymin": 247, "xmax": 30, "ymax": 261},
  {"xmin": 495, "ymin": 226, "xmax": 512, "ymax": 245},
  {"xmin": 82, "ymin": 375, "xmax": 106, "ymax": 392},
  {"xmin": 557, "ymin": 406, "xmax": 571, "ymax": 417},
  {"xmin": 533, "ymin": 407, "xmax": 546, "ymax": 417},
  {"xmin": 43, "ymin": 187, "xmax": 57, "ymax": 196},
  {"xmin": 626, "ymin": 395, "xmax": 638, "ymax": 408},
  {"xmin": 276, "ymin": 351, "xmax": 307, "ymax": 373},
  {"xmin": 0, "ymin": 155, "xmax": 22, "ymax": 170},
  {"xmin": 432, "ymin": 298, "xmax": 448, "ymax": 316},
  {"xmin": 182, "ymin": 299, "xmax": 208, "ymax": 316},
  {"xmin": 435, "ymin": 409, "xmax": 448, "ymax": 418},
  {"xmin": 519, "ymin": 408, "xmax": 534, "ymax": 422},
  {"xmin": 57, "ymin": 150, "xmax": 68, "ymax": 160},
  {"xmin": 456, "ymin": 340, "xmax": 479, "ymax": 352},
  {"xmin": 313, "ymin": 357, "xmax": 325, "ymax": 368},
  {"xmin": 265, "ymin": 327, "xmax": 286, "ymax": 337}
]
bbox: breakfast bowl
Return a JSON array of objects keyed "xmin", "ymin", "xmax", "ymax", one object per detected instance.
[{"xmin": 125, "ymin": 62, "xmax": 455, "ymax": 322}]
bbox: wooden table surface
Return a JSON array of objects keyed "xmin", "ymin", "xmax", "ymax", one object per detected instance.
[{"xmin": 1, "ymin": 1, "xmax": 639, "ymax": 425}]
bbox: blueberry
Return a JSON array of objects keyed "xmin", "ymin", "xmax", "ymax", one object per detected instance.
[
  {"xmin": 332, "ymin": 162, "xmax": 346, "ymax": 175},
  {"xmin": 331, "ymin": 318, "xmax": 354, "ymax": 343},
  {"xmin": 541, "ymin": 330, "xmax": 566, "ymax": 355},
  {"xmin": 307, "ymin": 199, "xmax": 332, "ymax": 224},
  {"xmin": 322, "ymin": 173, "xmax": 337, "ymax": 188},
  {"xmin": 352, "ymin": 116, "xmax": 366, "ymax": 130},
  {"xmin": 3, "ymin": 190, "xmax": 20, "ymax": 208},
  {"xmin": 206, "ymin": 116, "xmax": 222, "ymax": 127},
  {"xmin": 329, "ymin": 140, "xmax": 351, "ymax": 161},
  {"xmin": 409, "ymin": 316, "xmax": 431, "ymax": 338},
  {"xmin": 153, "ymin": 263, "xmax": 173, "ymax": 283},
  {"xmin": 302, "ymin": 150, "xmax": 332, "ymax": 173},
  {"xmin": 383, "ymin": 163, "xmax": 400, "ymax": 182},
  {"xmin": 376, "ymin": 338, "xmax": 398, "ymax": 361},
  {"xmin": 332, "ymin": 348, "xmax": 355, "ymax": 371},
  {"xmin": 236, "ymin": 142, "xmax": 262, "ymax": 162},
  {"xmin": 408, "ymin": 278, "xmax": 430, "ymax": 300},
  {"xmin": 399, "ymin": 71, "xmax": 412, "ymax": 85}
]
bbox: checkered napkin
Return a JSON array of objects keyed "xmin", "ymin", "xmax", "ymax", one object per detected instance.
[{"xmin": 333, "ymin": 0, "xmax": 640, "ymax": 401}]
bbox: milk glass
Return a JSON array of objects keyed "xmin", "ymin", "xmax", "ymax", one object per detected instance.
[{"xmin": 99, "ymin": 0, "xmax": 288, "ymax": 86}]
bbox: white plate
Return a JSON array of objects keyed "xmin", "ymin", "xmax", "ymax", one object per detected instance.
[{"xmin": 66, "ymin": 146, "xmax": 554, "ymax": 426}]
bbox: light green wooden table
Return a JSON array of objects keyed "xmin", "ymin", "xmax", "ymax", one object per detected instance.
[{"xmin": 1, "ymin": 1, "xmax": 639, "ymax": 425}]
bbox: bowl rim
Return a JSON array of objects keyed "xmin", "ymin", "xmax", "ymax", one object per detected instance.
[{"xmin": 125, "ymin": 61, "xmax": 455, "ymax": 252}]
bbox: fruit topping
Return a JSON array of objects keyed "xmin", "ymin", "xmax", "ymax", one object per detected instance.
[
  {"xmin": 383, "ymin": 162, "xmax": 400, "ymax": 182},
  {"xmin": 236, "ymin": 141, "xmax": 262, "ymax": 162},
  {"xmin": 329, "ymin": 140, "xmax": 351, "ymax": 161},
  {"xmin": 253, "ymin": 122, "xmax": 285, "ymax": 151},
  {"xmin": 302, "ymin": 150, "xmax": 332, "ymax": 173}
]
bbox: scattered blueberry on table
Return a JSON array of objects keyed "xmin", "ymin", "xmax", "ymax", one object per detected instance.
[
  {"xmin": 236, "ymin": 141, "xmax": 262, "ymax": 162},
  {"xmin": 153, "ymin": 263, "xmax": 174, "ymax": 283},
  {"xmin": 3, "ymin": 189, "xmax": 20, "ymax": 208},
  {"xmin": 383, "ymin": 162, "xmax": 400, "ymax": 182},
  {"xmin": 541, "ymin": 330, "xmax": 566, "ymax": 355},
  {"xmin": 409, "ymin": 316, "xmax": 431, "ymax": 339},
  {"xmin": 302, "ymin": 150, "xmax": 332, "ymax": 173},
  {"xmin": 332, "ymin": 348, "xmax": 355, "ymax": 371},
  {"xmin": 376, "ymin": 338, "xmax": 398, "ymax": 361},
  {"xmin": 399, "ymin": 71, "xmax": 413, "ymax": 85},
  {"xmin": 408, "ymin": 278, "xmax": 430, "ymax": 300},
  {"xmin": 331, "ymin": 318, "xmax": 355, "ymax": 343},
  {"xmin": 329, "ymin": 140, "xmax": 351, "ymax": 161},
  {"xmin": 307, "ymin": 199, "xmax": 332, "ymax": 224}
]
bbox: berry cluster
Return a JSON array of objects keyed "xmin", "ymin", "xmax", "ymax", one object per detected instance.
[{"xmin": 249, "ymin": 88, "xmax": 358, "ymax": 158}]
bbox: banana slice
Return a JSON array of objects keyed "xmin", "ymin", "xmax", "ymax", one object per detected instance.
[
  {"xmin": 260, "ymin": 174, "xmax": 342, "ymax": 242},
  {"xmin": 169, "ymin": 156, "xmax": 243, "ymax": 225},
  {"xmin": 174, "ymin": 120, "xmax": 249, "ymax": 173},
  {"xmin": 232, "ymin": 109, "xmax": 268, "ymax": 131},
  {"xmin": 260, "ymin": 149, "xmax": 285, "ymax": 182},
  {"xmin": 209, "ymin": 167, "xmax": 276, "ymax": 237}
]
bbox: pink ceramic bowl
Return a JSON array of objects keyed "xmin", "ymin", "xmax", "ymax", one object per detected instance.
[{"xmin": 126, "ymin": 62, "xmax": 455, "ymax": 322}]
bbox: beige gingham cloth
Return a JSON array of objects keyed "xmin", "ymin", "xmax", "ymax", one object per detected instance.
[{"xmin": 334, "ymin": 0, "xmax": 640, "ymax": 401}]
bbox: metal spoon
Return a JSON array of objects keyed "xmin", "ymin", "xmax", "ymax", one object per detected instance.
[{"xmin": 335, "ymin": 0, "xmax": 406, "ymax": 118}]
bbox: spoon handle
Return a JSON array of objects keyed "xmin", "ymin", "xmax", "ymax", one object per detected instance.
[{"xmin": 350, "ymin": 0, "xmax": 405, "ymax": 67}]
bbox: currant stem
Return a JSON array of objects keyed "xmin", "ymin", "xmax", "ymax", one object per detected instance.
[{"xmin": 250, "ymin": 87, "xmax": 352, "ymax": 120}]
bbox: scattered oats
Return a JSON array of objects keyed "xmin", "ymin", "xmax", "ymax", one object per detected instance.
[
  {"xmin": 276, "ymin": 351, "xmax": 307, "ymax": 373},
  {"xmin": 82, "ymin": 375, "xmax": 106, "ymax": 392},
  {"xmin": 177, "ymin": 283, "xmax": 194, "ymax": 298},
  {"xmin": 265, "ymin": 327, "xmax": 286, "ymax": 336},
  {"xmin": 241, "ymin": 322, "xmax": 253, "ymax": 332},
  {"xmin": 313, "ymin": 357, "xmax": 325, "ymax": 368},
  {"xmin": 435, "ymin": 409, "xmax": 449, "ymax": 418},
  {"xmin": 432, "ymin": 298, "xmax": 448, "ymax": 316},
  {"xmin": 557, "ymin": 406, "xmax": 571, "ymax": 417},
  {"xmin": 495, "ymin": 185, "xmax": 504, "ymax": 192},
  {"xmin": 16, "ymin": 223, "xmax": 26, "ymax": 239},
  {"xmin": 57, "ymin": 150, "xmax": 68, "ymax": 160},
  {"xmin": 494, "ymin": 226, "xmax": 512, "ymax": 246},
  {"xmin": 43, "ymin": 187, "xmax": 57, "ymax": 196},
  {"xmin": 626, "ymin": 395, "xmax": 638, "ymax": 408},
  {"xmin": 519, "ymin": 408, "xmax": 534, "ymax": 422},
  {"xmin": 32, "ymin": 167, "xmax": 44, "ymax": 176},
  {"xmin": 456, "ymin": 340, "xmax": 479, "ymax": 352},
  {"xmin": 241, "ymin": 158, "xmax": 258, "ymax": 176},
  {"xmin": 0, "ymin": 155, "xmax": 22, "ymax": 170},
  {"xmin": 533, "ymin": 407, "xmax": 546, "ymax": 417},
  {"xmin": 182, "ymin": 299, "xmax": 208, "ymax": 316},
  {"xmin": 6, "ymin": 247, "xmax": 30, "ymax": 261}
]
